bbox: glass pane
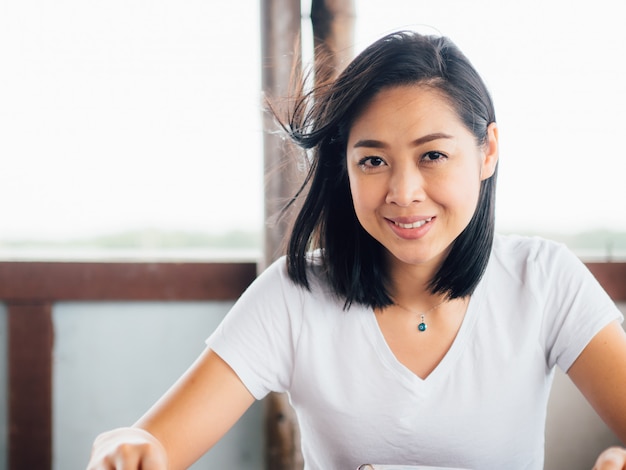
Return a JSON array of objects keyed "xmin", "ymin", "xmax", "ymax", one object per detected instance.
[
  {"xmin": 0, "ymin": 1, "xmax": 263, "ymax": 259},
  {"xmin": 2, "ymin": 1, "xmax": 624, "ymax": 259}
]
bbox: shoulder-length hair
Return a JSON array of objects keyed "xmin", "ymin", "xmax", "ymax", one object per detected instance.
[{"xmin": 279, "ymin": 30, "xmax": 497, "ymax": 309}]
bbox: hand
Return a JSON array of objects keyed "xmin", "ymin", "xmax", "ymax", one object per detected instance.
[
  {"xmin": 593, "ymin": 447, "xmax": 626, "ymax": 470},
  {"xmin": 86, "ymin": 427, "xmax": 168, "ymax": 470}
]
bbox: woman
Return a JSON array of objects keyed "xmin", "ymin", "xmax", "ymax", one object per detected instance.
[{"xmin": 88, "ymin": 31, "xmax": 626, "ymax": 469}]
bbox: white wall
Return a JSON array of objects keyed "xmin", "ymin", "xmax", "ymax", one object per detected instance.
[{"xmin": 52, "ymin": 301, "xmax": 263, "ymax": 470}]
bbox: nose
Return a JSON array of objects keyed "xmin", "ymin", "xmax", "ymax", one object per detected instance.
[{"xmin": 385, "ymin": 166, "xmax": 427, "ymax": 207}]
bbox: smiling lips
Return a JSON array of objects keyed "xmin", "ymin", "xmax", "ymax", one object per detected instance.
[
  {"xmin": 392, "ymin": 217, "xmax": 433, "ymax": 229},
  {"xmin": 386, "ymin": 216, "xmax": 435, "ymax": 239}
]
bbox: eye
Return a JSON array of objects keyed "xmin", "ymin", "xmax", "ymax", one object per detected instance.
[
  {"xmin": 421, "ymin": 151, "xmax": 447, "ymax": 163},
  {"xmin": 358, "ymin": 156, "xmax": 387, "ymax": 168}
]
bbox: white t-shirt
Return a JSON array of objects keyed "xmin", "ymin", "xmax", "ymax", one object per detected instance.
[{"xmin": 207, "ymin": 234, "xmax": 623, "ymax": 470}]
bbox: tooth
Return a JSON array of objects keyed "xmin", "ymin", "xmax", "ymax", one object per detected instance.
[{"xmin": 396, "ymin": 218, "xmax": 431, "ymax": 229}]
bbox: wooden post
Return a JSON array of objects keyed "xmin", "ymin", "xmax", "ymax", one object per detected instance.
[
  {"xmin": 260, "ymin": 1, "xmax": 355, "ymax": 468},
  {"xmin": 260, "ymin": 0, "xmax": 305, "ymax": 469},
  {"xmin": 261, "ymin": 0, "xmax": 303, "ymax": 265},
  {"xmin": 8, "ymin": 302, "xmax": 54, "ymax": 470},
  {"xmin": 310, "ymin": 0, "xmax": 355, "ymax": 86}
]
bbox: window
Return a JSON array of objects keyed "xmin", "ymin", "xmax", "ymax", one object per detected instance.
[
  {"xmin": 1, "ymin": 1, "xmax": 624, "ymax": 259},
  {"xmin": 0, "ymin": 1, "xmax": 262, "ymax": 259}
]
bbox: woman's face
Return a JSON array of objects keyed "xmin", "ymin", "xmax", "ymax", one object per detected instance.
[{"xmin": 346, "ymin": 84, "xmax": 498, "ymax": 275}]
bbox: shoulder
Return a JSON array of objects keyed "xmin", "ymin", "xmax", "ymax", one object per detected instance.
[
  {"xmin": 486, "ymin": 233, "xmax": 591, "ymax": 300},
  {"xmin": 492, "ymin": 233, "xmax": 567, "ymax": 262},
  {"xmin": 491, "ymin": 233, "xmax": 577, "ymax": 275},
  {"xmin": 488, "ymin": 233, "xmax": 617, "ymax": 310},
  {"xmin": 252, "ymin": 252, "xmax": 335, "ymax": 304}
]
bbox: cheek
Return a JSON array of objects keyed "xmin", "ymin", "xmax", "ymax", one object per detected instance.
[
  {"xmin": 427, "ymin": 163, "xmax": 481, "ymax": 213},
  {"xmin": 444, "ymin": 176, "xmax": 482, "ymax": 220}
]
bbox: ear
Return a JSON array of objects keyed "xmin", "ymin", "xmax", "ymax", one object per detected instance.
[{"xmin": 480, "ymin": 122, "xmax": 499, "ymax": 180}]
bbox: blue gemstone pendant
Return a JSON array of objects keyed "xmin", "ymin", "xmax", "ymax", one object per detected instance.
[{"xmin": 418, "ymin": 314, "xmax": 427, "ymax": 332}]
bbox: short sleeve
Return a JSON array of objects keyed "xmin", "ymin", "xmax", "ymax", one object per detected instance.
[
  {"xmin": 539, "ymin": 242, "xmax": 623, "ymax": 371},
  {"xmin": 206, "ymin": 257, "xmax": 304, "ymax": 399}
]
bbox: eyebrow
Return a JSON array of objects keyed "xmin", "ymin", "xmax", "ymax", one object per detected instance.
[{"xmin": 352, "ymin": 132, "xmax": 453, "ymax": 149}]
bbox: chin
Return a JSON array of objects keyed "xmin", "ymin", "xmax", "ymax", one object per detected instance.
[{"xmin": 388, "ymin": 251, "xmax": 440, "ymax": 269}]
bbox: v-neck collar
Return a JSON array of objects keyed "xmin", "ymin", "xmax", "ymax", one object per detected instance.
[{"xmin": 359, "ymin": 272, "xmax": 487, "ymax": 395}]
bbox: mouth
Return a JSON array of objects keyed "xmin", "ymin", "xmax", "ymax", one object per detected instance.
[{"xmin": 390, "ymin": 217, "xmax": 433, "ymax": 229}]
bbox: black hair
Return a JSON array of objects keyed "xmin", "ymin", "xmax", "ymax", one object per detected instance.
[{"xmin": 279, "ymin": 30, "xmax": 497, "ymax": 309}]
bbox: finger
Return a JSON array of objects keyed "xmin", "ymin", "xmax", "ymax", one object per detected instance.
[
  {"xmin": 116, "ymin": 442, "xmax": 167, "ymax": 470},
  {"xmin": 593, "ymin": 447, "xmax": 626, "ymax": 470},
  {"xmin": 140, "ymin": 449, "xmax": 168, "ymax": 470},
  {"xmin": 113, "ymin": 442, "xmax": 143, "ymax": 470}
]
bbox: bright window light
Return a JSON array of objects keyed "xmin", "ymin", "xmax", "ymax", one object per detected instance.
[{"xmin": 0, "ymin": 1, "xmax": 624, "ymax": 258}]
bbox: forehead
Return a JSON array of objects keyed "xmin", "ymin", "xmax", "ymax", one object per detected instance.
[{"xmin": 348, "ymin": 85, "xmax": 462, "ymax": 137}]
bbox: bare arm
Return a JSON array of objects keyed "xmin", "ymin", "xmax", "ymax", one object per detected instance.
[
  {"xmin": 87, "ymin": 347, "xmax": 255, "ymax": 470},
  {"xmin": 568, "ymin": 319, "xmax": 626, "ymax": 441},
  {"xmin": 567, "ymin": 320, "xmax": 626, "ymax": 469}
]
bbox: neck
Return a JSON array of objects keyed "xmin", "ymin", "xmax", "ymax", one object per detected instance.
[{"xmin": 387, "ymin": 259, "xmax": 442, "ymax": 308}]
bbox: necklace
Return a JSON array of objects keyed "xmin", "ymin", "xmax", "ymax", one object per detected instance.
[{"xmin": 395, "ymin": 299, "xmax": 448, "ymax": 332}]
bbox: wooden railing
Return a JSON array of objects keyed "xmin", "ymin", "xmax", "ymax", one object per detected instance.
[
  {"xmin": 0, "ymin": 260, "xmax": 257, "ymax": 470},
  {"xmin": 1, "ymin": 260, "xmax": 625, "ymax": 470}
]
